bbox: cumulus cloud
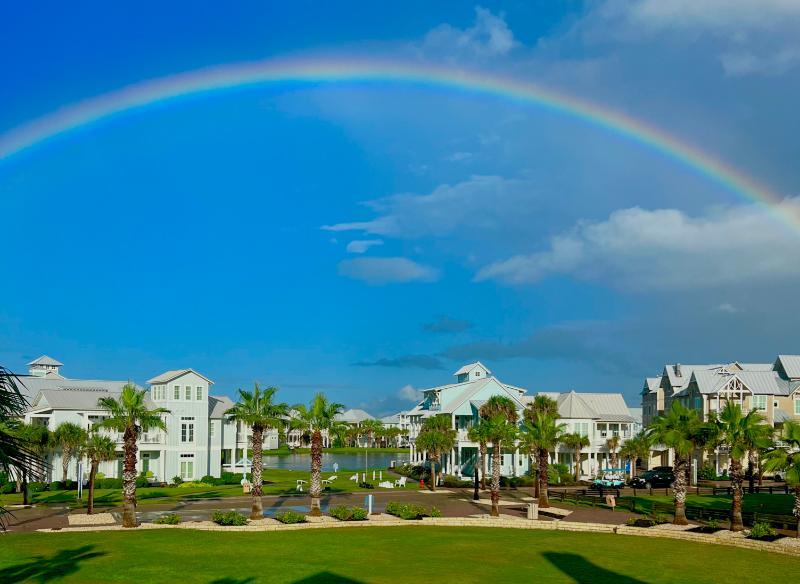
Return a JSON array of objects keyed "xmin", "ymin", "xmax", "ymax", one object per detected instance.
[
  {"xmin": 353, "ymin": 355, "xmax": 444, "ymax": 370},
  {"xmin": 422, "ymin": 315, "xmax": 473, "ymax": 334},
  {"xmin": 323, "ymin": 175, "xmax": 537, "ymax": 238},
  {"xmin": 476, "ymin": 198, "xmax": 800, "ymax": 290},
  {"xmin": 397, "ymin": 384, "xmax": 422, "ymax": 402},
  {"xmin": 446, "ymin": 151, "xmax": 473, "ymax": 162},
  {"xmin": 337, "ymin": 257, "xmax": 439, "ymax": 285},
  {"xmin": 345, "ymin": 239, "xmax": 383, "ymax": 254},
  {"xmin": 421, "ymin": 7, "xmax": 517, "ymax": 59}
]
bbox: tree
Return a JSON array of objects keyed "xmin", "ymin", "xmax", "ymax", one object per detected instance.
[
  {"xmin": 561, "ymin": 433, "xmax": 590, "ymax": 481},
  {"xmin": 97, "ymin": 384, "xmax": 169, "ymax": 528},
  {"xmin": 414, "ymin": 415, "xmax": 457, "ymax": 493},
  {"xmin": 619, "ymin": 431, "xmax": 651, "ymax": 478},
  {"xmin": 648, "ymin": 402, "xmax": 703, "ymax": 525},
  {"xmin": 51, "ymin": 422, "xmax": 87, "ymax": 482},
  {"xmin": 225, "ymin": 383, "xmax": 288, "ymax": 519},
  {"xmin": 763, "ymin": 420, "xmax": 800, "ymax": 537},
  {"xmin": 520, "ymin": 408, "xmax": 565, "ymax": 508},
  {"xmin": 480, "ymin": 395, "xmax": 520, "ymax": 517},
  {"xmin": 6, "ymin": 421, "xmax": 49, "ymax": 508},
  {"xmin": 467, "ymin": 420, "xmax": 491, "ymax": 490},
  {"xmin": 359, "ymin": 419, "xmax": 383, "ymax": 448},
  {"xmin": 605, "ymin": 435, "xmax": 621, "ymax": 469},
  {"xmin": 291, "ymin": 393, "xmax": 348, "ymax": 516},
  {"xmin": 79, "ymin": 432, "xmax": 116, "ymax": 514},
  {"xmin": 709, "ymin": 401, "xmax": 772, "ymax": 531}
]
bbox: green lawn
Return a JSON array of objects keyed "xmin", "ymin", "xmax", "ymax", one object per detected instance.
[
  {"xmin": 0, "ymin": 468, "xmax": 414, "ymax": 509},
  {"xmin": 1, "ymin": 527, "xmax": 797, "ymax": 583},
  {"xmin": 268, "ymin": 446, "xmax": 409, "ymax": 455},
  {"xmin": 620, "ymin": 493, "xmax": 794, "ymax": 516}
]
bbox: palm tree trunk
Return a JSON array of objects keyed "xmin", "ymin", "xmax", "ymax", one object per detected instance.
[
  {"xmin": 480, "ymin": 445, "xmax": 487, "ymax": 490},
  {"xmin": 673, "ymin": 454, "xmax": 688, "ymax": 525},
  {"xmin": 430, "ymin": 459, "xmax": 437, "ymax": 492},
  {"xmin": 538, "ymin": 447, "xmax": 549, "ymax": 508},
  {"xmin": 87, "ymin": 461, "xmax": 98, "ymax": 515},
  {"xmin": 747, "ymin": 450, "xmax": 755, "ymax": 494},
  {"xmin": 121, "ymin": 427, "xmax": 138, "ymax": 528},
  {"xmin": 309, "ymin": 429, "xmax": 323, "ymax": 516},
  {"xmin": 730, "ymin": 458, "xmax": 744, "ymax": 531},
  {"xmin": 62, "ymin": 445, "xmax": 70, "ymax": 482},
  {"xmin": 533, "ymin": 454, "xmax": 540, "ymax": 498},
  {"xmin": 491, "ymin": 444, "xmax": 501, "ymax": 517},
  {"xmin": 21, "ymin": 468, "xmax": 29, "ymax": 506},
  {"xmin": 250, "ymin": 427, "xmax": 263, "ymax": 520},
  {"xmin": 794, "ymin": 485, "xmax": 800, "ymax": 538}
]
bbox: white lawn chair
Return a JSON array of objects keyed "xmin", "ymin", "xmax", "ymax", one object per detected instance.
[
  {"xmin": 296, "ymin": 479, "xmax": 306, "ymax": 492},
  {"xmin": 394, "ymin": 476, "xmax": 407, "ymax": 488},
  {"xmin": 349, "ymin": 474, "xmax": 358, "ymax": 482}
]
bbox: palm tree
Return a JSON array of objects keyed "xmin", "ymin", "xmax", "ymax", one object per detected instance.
[
  {"xmin": 763, "ymin": 420, "xmax": 800, "ymax": 537},
  {"xmin": 414, "ymin": 415, "xmax": 457, "ymax": 493},
  {"xmin": 51, "ymin": 422, "xmax": 87, "ymax": 482},
  {"xmin": 710, "ymin": 401, "xmax": 772, "ymax": 531},
  {"xmin": 619, "ymin": 431, "xmax": 651, "ymax": 478},
  {"xmin": 5, "ymin": 421, "xmax": 49, "ymax": 508},
  {"xmin": 225, "ymin": 383, "xmax": 288, "ymax": 519},
  {"xmin": 359, "ymin": 419, "xmax": 383, "ymax": 448},
  {"xmin": 520, "ymin": 410, "xmax": 565, "ymax": 508},
  {"xmin": 291, "ymin": 393, "xmax": 348, "ymax": 516},
  {"xmin": 561, "ymin": 432, "xmax": 590, "ymax": 481},
  {"xmin": 97, "ymin": 383, "xmax": 169, "ymax": 528},
  {"xmin": 648, "ymin": 402, "xmax": 703, "ymax": 525},
  {"xmin": 480, "ymin": 396, "xmax": 520, "ymax": 517},
  {"xmin": 605, "ymin": 435, "xmax": 621, "ymax": 469},
  {"xmin": 79, "ymin": 432, "xmax": 116, "ymax": 514},
  {"xmin": 467, "ymin": 419, "xmax": 491, "ymax": 490}
]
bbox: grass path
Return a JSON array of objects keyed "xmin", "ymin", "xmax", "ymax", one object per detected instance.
[{"xmin": 1, "ymin": 527, "xmax": 798, "ymax": 583}]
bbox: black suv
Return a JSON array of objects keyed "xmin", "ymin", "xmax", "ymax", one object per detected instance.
[{"xmin": 629, "ymin": 467, "xmax": 675, "ymax": 488}]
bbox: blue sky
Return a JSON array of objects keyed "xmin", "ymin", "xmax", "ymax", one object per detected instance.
[{"xmin": 2, "ymin": 1, "xmax": 800, "ymax": 414}]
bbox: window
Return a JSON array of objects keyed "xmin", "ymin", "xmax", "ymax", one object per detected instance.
[
  {"xmin": 209, "ymin": 421, "xmax": 216, "ymax": 439},
  {"xmin": 174, "ymin": 385, "xmax": 180, "ymax": 400},
  {"xmin": 577, "ymin": 422, "xmax": 589, "ymax": 437},
  {"xmin": 794, "ymin": 399, "xmax": 800, "ymax": 415},
  {"xmin": 179, "ymin": 454, "xmax": 194, "ymax": 480},
  {"xmin": 181, "ymin": 417, "xmax": 195, "ymax": 443},
  {"xmin": 752, "ymin": 395, "xmax": 767, "ymax": 411},
  {"xmin": 185, "ymin": 386, "xmax": 191, "ymax": 400},
  {"xmin": 196, "ymin": 386, "xmax": 203, "ymax": 400}
]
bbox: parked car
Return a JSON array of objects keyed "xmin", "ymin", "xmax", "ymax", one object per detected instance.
[
  {"xmin": 629, "ymin": 468, "xmax": 675, "ymax": 488},
  {"xmin": 593, "ymin": 469, "xmax": 626, "ymax": 488}
]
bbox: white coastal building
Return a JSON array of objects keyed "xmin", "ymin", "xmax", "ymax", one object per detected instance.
[
  {"xmin": 20, "ymin": 357, "xmax": 277, "ymax": 483},
  {"xmin": 407, "ymin": 362, "xmax": 638, "ymax": 479}
]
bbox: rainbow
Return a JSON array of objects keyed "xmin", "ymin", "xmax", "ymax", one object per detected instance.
[{"xmin": 0, "ymin": 56, "xmax": 796, "ymax": 227}]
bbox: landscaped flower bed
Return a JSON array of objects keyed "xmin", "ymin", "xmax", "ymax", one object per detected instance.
[
  {"xmin": 275, "ymin": 510, "xmax": 306, "ymax": 524},
  {"xmin": 153, "ymin": 513, "xmax": 181, "ymax": 525},
  {"xmin": 385, "ymin": 501, "xmax": 441, "ymax": 520},
  {"xmin": 212, "ymin": 511, "xmax": 248, "ymax": 526},
  {"xmin": 328, "ymin": 506, "xmax": 368, "ymax": 521},
  {"xmin": 747, "ymin": 521, "xmax": 784, "ymax": 542}
]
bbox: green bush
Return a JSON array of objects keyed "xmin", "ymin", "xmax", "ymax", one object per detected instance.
[
  {"xmin": 135, "ymin": 475, "xmax": 149, "ymax": 488},
  {"xmin": 748, "ymin": 521, "xmax": 777, "ymax": 540},
  {"xmin": 509, "ymin": 475, "xmax": 536, "ymax": 488},
  {"xmin": 176, "ymin": 481, "xmax": 213, "ymax": 489},
  {"xmin": 220, "ymin": 472, "xmax": 249, "ymax": 485},
  {"xmin": 49, "ymin": 480, "xmax": 64, "ymax": 491},
  {"xmin": 442, "ymin": 476, "xmax": 472, "ymax": 488},
  {"xmin": 95, "ymin": 472, "xmax": 105, "ymax": 480},
  {"xmin": 625, "ymin": 517, "xmax": 637, "ymax": 526},
  {"xmin": 98, "ymin": 478, "xmax": 122, "ymax": 489},
  {"xmin": 328, "ymin": 505, "xmax": 368, "ymax": 521},
  {"xmin": 698, "ymin": 464, "xmax": 718, "ymax": 481},
  {"xmin": 707, "ymin": 518, "xmax": 720, "ymax": 531},
  {"xmin": 153, "ymin": 513, "xmax": 182, "ymax": 525},
  {"xmin": 652, "ymin": 512, "xmax": 669, "ymax": 525},
  {"xmin": 0, "ymin": 483, "xmax": 14, "ymax": 494},
  {"xmin": 385, "ymin": 501, "xmax": 440, "ymax": 520},
  {"xmin": 275, "ymin": 510, "xmax": 306, "ymax": 524},
  {"xmin": 212, "ymin": 511, "xmax": 248, "ymax": 526},
  {"xmin": 358, "ymin": 481, "xmax": 374, "ymax": 489},
  {"xmin": 171, "ymin": 476, "xmax": 183, "ymax": 486},
  {"xmin": 28, "ymin": 482, "xmax": 46, "ymax": 493}
]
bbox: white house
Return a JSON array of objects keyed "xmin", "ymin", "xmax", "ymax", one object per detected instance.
[
  {"xmin": 21, "ymin": 357, "xmax": 277, "ymax": 483},
  {"xmin": 407, "ymin": 362, "xmax": 637, "ymax": 479}
]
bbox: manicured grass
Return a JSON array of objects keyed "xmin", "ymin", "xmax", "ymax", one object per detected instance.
[
  {"xmin": 1, "ymin": 528, "xmax": 797, "ymax": 583},
  {"xmin": 620, "ymin": 493, "xmax": 794, "ymax": 516},
  {"xmin": 269, "ymin": 446, "xmax": 409, "ymax": 455},
  {"xmin": 0, "ymin": 467, "xmax": 414, "ymax": 509}
]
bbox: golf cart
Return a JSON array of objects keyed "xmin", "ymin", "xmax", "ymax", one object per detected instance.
[{"xmin": 593, "ymin": 468, "xmax": 626, "ymax": 488}]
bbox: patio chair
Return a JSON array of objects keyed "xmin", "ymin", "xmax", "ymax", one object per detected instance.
[
  {"xmin": 394, "ymin": 476, "xmax": 407, "ymax": 488},
  {"xmin": 349, "ymin": 474, "xmax": 358, "ymax": 482},
  {"xmin": 322, "ymin": 475, "xmax": 338, "ymax": 485}
]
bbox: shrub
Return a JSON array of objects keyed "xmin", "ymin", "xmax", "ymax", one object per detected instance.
[
  {"xmin": 212, "ymin": 511, "xmax": 248, "ymax": 526},
  {"xmin": 748, "ymin": 521, "xmax": 777, "ymax": 540},
  {"xmin": 707, "ymin": 518, "xmax": 720, "ymax": 531},
  {"xmin": 625, "ymin": 517, "xmax": 637, "ymax": 526},
  {"xmin": 153, "ymin": 513, "xmax": 182, "ymax": 525},
  {"xmin": 135, "ymin": 475, "xmax": 149, "ymax": 488},
  {"xmin": 200, "ymin": 475, "xmax": 216, "ymax": 485},
  {"xmin": 28, "ymin": 482, "xmax": 46, "ymax": 493},
  {"xmin": 275, "ymin": 510, "xmax": 306, "ymax": 524},
  {"xmin": 652, "ymin": 512, "xmax": 669, "ymax": 525},
  {"xmin": 177, "ymin": 481, "xmax": 213, "ymax": 489},
  {"xmin": 95, "ymin": 472, "xmax": 105, "ymax": 480},
  {"xmin": 220, "ymin": 472, "xmax": 249, "ymax": 485},
  {"xmin": 0, "ymin": 471, "xmax": 8, "ymax": 485},
  {"xmin": 509, "ymin": 475, "xmax": 536, "ymax": 488},
  {"xmin": 49, "ymin": 480, "xmax": 64, "ymax": 491},
  {"xmin": 328, "ymin": 505, "xmax": 368, "ymax": 521},
  {"xmin": 442, "ymin": 476, "xmax": 472, "ymax": 488},
  {"xmin": 98, "ymin": 478, "xmax": 122, "ymax": 489},
  {"xmin": 385, "ymin": 501, "xmax": 440, "ymax": 520},
  {"xmin": 358, "ymin": 482, "xmax": 374, "ymax": 489},
  {"xmin": 171, "ymin": 476, "xmax": 183, "ymax": 486},
  {"xmin": 0, "ymin": 483, "xmax": 14, "ymax": 494},
  {"xmin": 698, "ymin": 464, "xmax": 717, "ymax": 481}
]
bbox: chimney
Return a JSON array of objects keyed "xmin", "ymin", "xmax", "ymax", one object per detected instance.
[{"xmin": 675, "ymin": 363, "xmax": 682, "ymax": 377}]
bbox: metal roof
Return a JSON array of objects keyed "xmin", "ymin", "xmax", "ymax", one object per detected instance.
[
  {"xmin": 27, "ymin": 355, "xmax": 63, "ymax": 367},
  {"xmin": 146, "ymin": 369, "xmax": 214, "ymax": 385},
  {"xmin": 335, "ymin": 409, "xmax": 375, "ymax": 423},
  {"xmin": 209, "ymin": 395, "xmax": 235, "ymax": 418},
  {"xmin": 453, "ymin": 362, "xmax": 491, "ymax": 376},
  {"xmin": 777, "ymin": 355, "xmax": 800, "ymax": 379}
]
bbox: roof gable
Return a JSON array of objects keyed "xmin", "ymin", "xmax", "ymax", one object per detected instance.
[
  {"xmin": 146, "ymin": 369, "xmax": 214, "ymax": 385},
  {"xmin": 28, "ymin": 355, "xmax": 63, "ymax": 367}
]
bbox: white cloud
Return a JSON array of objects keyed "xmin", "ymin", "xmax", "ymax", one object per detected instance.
[
  {"xmin": 420, "ymin": 7, "xmax": 517, "ymax": 59},
  {"xmin": 323, "ymin": 175, "xmax": 537, "ymax": 238},
  {"xmin": 476, "ymin": 198, "xmax": 800, "ymax": 290},
  {"xmin": 715, "ymin": 303, "xmax": 739, "ymax": 314},
  {"xmin": 345, "ymin": 239, "xmax": 383, "ymax": 254},
  {"xmin": 397, "ymin": 384, "xmax": 422, "ymax": 402},
  {"xmin": 446, "ymin": 151, "xmax": 473, "ymax": 162},
  {"xmin": 720, "ymin": 47, "xmax": 800, "ymax": 77},
  {"xmin": 623, "ymin": 0, "xmax": 800, "ymax": 33},
  {"xmin": 337, "ymin": 257, "xmax": 439, "ymax": 285}
]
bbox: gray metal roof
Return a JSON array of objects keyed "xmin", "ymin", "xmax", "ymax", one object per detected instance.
[
  {"xmin": 18, "ymin": 375, "xmax": 134, "ymax": 402},
  {"xmin": 28, "ymin": 355, "xmax": 63, "ymax": 367},
  {"xmin": 777, "ymin": 355, "xmax": 800, "ymax": 380},
  {"xmin": 642, "ymin": 377, "xmax": 661, "ymax": 395},
  {"xmin": 335, "ymin": 409, "xmax": 375, "ymax": 423},
  {"xmin": 690, "ymin": 369, "xmax": 790, "ymax": 396},
  {"xmin": 146, "ymin": 369, "xmax": 214, "ymax": 385},
  {"xmin": 453, "ymin": 362, "xmax": 491, "ymax": 376},
  {"xmin": 556, "ymin": 392, "xmax": 598, "ymax": 419},
  {"xmin": 30, "ymin": 387, "xmax": 150, "ymax": 411},
  {"xmin": 774, "ymin": 409, "xmax": 792, "ymax": 424},
  {"xmin": 209, "ymin": 395, "xmax": 235, "ymax": 418}
]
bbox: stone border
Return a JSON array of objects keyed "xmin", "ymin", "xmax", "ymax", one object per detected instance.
[{"xmin": 37, "ymin": 516, "xmax": 800, "ymax": 557}]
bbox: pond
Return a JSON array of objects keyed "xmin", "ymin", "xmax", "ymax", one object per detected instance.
[{"xmin": 260, "ymin": 451, "xmax": 410, "ymax": 472}]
